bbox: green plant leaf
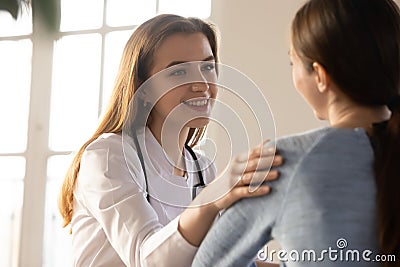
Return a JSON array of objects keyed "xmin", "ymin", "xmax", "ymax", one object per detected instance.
[
  {"xmin": 0, "ymin": 0, "xmax": 60, "ymax": 33},
  {"xmin": 33, "ymin": 0, "xmax": 60, "ymax": 32},
  {"xmin": 0, "ymin": 0, "xmax": 20, "ymax": 19}
]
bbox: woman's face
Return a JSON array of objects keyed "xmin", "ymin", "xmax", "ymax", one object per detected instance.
[
  {"xmin": 145, "ymin": 32, "xmax": 218, "ymax": 130},
  {"xmin": 289, "ymin": 44, "xmax": 326, "ymax": 120}
]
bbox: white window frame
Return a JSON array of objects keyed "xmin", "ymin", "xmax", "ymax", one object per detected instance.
[{"xmin": 0, "ymin": 1, "xmax": 211, "ymax": 265}]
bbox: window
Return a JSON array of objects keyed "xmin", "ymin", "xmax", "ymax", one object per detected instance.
[{"xmin": 0, "ymin": 0, "xmax": 211, "ymax": 266}]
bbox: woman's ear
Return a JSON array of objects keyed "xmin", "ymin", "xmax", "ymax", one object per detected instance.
[{"xmin": 312, "ymin": 62, "xmax": 330, "ymax": 93}]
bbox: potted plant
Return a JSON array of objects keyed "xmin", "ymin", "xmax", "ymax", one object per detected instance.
[{"xmin": 0, "ymin": 0, "xmax": 60, "ymax": 32}]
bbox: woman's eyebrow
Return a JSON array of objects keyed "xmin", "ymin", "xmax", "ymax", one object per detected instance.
[{"xmin": 164, "ymin": 55, "xmax": 215, "ymax": 69}]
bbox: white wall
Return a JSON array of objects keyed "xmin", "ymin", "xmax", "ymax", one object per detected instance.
[{"xmin": 210, "ymin": 0, "xmax": 327, "ymax": 138}]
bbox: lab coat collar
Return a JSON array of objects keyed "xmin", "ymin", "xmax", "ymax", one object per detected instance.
[
  {"xmin": 143, "ymin": 127, "xmax": 190, "ymax": 176},
  {"xmin": 136, "ymin": 127, "xmax": 198, "ymax": 209}
]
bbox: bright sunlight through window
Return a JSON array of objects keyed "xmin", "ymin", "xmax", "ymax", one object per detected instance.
[{"xmin": 0, "ymin": 0, "xmax": 211, "ymax": 266}]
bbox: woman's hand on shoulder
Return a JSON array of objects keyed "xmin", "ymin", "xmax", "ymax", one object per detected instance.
[
  {"xmin": 178, "ymin": 142, "xmax": 283, "ymax": 246},
  {"xmin": 199, "ymin": 142, "xmax": 283, "ymax": 212},
  {"xmin": 255, "ymin": 262, "xmax": 280, "ymax": 267}
]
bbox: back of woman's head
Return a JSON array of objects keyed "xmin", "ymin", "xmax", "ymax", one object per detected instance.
[
  {"xmin": 58, "ymin": 14, "xmax": 219, "ymax": 228},
  {"xmin": 292, "ymin": 0, "xmax": 400, "ymax": 264},
  {"xmin": 291, "ymin": 0, "xmax": 400, "ymax": 105}
]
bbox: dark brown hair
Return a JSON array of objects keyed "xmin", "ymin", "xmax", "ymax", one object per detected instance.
[
  {"xmin": 58, "ymin": 14, "xmax": 219, "ymax": 227},
  {"xmin": 292, "ymin": 0, "xmax": 400, "ymax": 264}
]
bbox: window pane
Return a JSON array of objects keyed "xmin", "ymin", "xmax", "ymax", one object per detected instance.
[
  {"xmin": 0, "ymin": 157, "xmax": 25, "ymax": 267},
  {"xmin": 158, "ymin": 0, "xmax": 211, "ymax": 19},
  {"xmin": 102, "ymin": 30, "xmax": 133, "ymax": 113},
  {"xmin": 0, "ymin": 9, "xmax": 32, "ymax": 37},
  {"xmin": 43, "ymin": 155, "xmax": 73, "ymax": 267},
  {"xmin": 106, "ymin": 0, "xmax": 156, "ymax": 27},
  {"xmin": 0, "ymin": 39, "xmax": 32, "ymax": 153},
  {"xmin": 49, "ymin": 34, "xmax": 102, "ymax": 151},
  {"xmin": 60, "ymin": 0, "xmax": 104, "ymax": 31}
]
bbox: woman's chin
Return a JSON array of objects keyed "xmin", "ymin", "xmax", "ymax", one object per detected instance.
[
  {"xmin": 313, "ymin": 110, "xmax": 326, "ymax": 121},
  {"xmin": 186, "ymin": 118, "xmax": 211, "ymax": 128}
]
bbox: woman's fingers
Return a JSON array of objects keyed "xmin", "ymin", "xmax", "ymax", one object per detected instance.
[
  {"xmin": 246, "ymin": 155, "xmax": 283, "ymax": 172},
  {"xmin": 239, "ymin": 169, "xmax": 279, "ymax": 185},
  {"xmin": 231, "ymin": 155, "xmax": 283, "ymax": 175},
  {"xmin": 270, "ymin": 155, "xmax": 283, "ymax": 167},
  {"xmin": 214, "ymin": 184, "xmax": 272, "ymax": 210},
  {"xmin": 254, "ymin": 146, "xmax": 275, "ymax": 158},
  {"xmin": 237, "ymin": 146, "xmax": 275, "ymax": 162},
  {"xmin": 230, "ymin": 185, "xmax": 271, "ymax": 199}
]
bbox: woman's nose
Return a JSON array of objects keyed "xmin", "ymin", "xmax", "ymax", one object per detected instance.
[{"xmin": 191, "ymin": 82, "xmax": 210, "ymax": 92}]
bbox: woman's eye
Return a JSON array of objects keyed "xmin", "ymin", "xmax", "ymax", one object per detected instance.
[
  {"xmin": 201, "ymin": 63, "xmax": 215, "ymax": 72},
  {"xmin": 170, "ymin": 69, "xmax": 186, "ymax": 76}
]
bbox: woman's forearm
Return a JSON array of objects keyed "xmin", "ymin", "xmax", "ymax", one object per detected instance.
[
  {"xmin": 178, "ymin": 145, "xmax": 281, "ymax": 247},
  {"xmin": 178, "ymin": 204, "xmax": 219, "ymax": 246},
  {"xmin": 255, "ymin": 261, "xmax": 280, "ymax": 267}
]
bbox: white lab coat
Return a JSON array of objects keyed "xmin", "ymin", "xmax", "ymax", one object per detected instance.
[{"xmin": 71, "ymin": 128, "xmax": 216, "ymax": 266}]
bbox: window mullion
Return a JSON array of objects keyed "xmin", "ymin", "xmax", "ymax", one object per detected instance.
[
  {"xmin": 98, "ymin": 0, "xmax": 107, "ymax": 116},
  {"xmin": 98, "ymin": 33, "xmax": 106, "ymax": 117},
  {"xmin": 18, "ymin": 22, "xmax": 55, "ymax": 267},
  {"xmin": 156, "ymin": 0, "xmax": 160, "ymax": 14}
]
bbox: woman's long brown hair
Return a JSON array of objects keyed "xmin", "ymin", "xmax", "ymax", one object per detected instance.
[
  {"xmin": 58, "ymin": 14, "xmax": 219, "ymax": 228},
  {"xmin": 292, "ymin": 0, "xmax": 400, "ymax": 265}
]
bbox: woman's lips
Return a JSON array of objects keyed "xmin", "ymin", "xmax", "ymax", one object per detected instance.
[{"xmin": 183, "ymin": 98, "xmax": 211, "ymax": 112}]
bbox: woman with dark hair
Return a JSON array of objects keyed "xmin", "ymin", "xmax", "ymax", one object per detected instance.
[
  {"xmin": 192, "ymin": 0, "xmax": 400, "ymax": 266},
  {"xmin": 58, "ymin": 14, "xmax": 281, "ymax": 266}
]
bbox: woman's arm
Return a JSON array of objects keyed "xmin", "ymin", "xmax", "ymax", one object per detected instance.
[
  {"xmin": 178, "ymin": 145, "xmax": 282, "ymax": 246},
  {"xmin": 76, "ymin": 135, "xmax": 199, "ymax": 266},
  {"xmin": 256, "ymin": 262, "xmax": 280, "ymax": 267},
  {"xmin": 190, "ymin": 143, "xmax": 288, "ymax": 267},
  {"xmin": 77, "ymin": 135, "xmax": 281, "ymax": 266}
]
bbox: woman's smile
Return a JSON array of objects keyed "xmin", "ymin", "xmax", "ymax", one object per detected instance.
[{"xmin": 182, "ymin": 97, "xmax": 211, "ymax": 112}]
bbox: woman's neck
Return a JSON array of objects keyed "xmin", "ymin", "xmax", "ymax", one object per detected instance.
[
  {"xmin": 328, "ymin": 101, "xmax": 390, "ymax": 133},
  {"xmin": 148, "ymin": 122, "xmax": 190, "ymax": 176}
]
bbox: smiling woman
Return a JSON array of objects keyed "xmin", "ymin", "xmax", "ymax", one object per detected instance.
[
  {"xmin": 0, "ymin": 1, "xmax": 219, "ymax": 267},
  {"xmin": 145, "ymin": 33, "xmax": 218, "ymax": 148},
  {"xmin": 58, "ymin": 14, "xmax": 281, "ymax": 267}
]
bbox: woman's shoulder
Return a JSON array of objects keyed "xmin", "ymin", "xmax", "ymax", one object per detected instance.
[
  {"xmin": 84, "ymin": 133, "xmax": 141, "ymax": 158},
  {"xmin": 85, "ymin": 133, "xmax": 123, "ymax": 152},
  {"xmin": 273, "ymin": 126, "xmax": 373, "ymax": 171},
  {"xmin": 78, "ymin": 133, "xmax": 145, "ymax": 188},
  {"xmin": 82, "ymin": 133, "xmax": 142, "ymax": 175},
  {"xmin": 273, "ymin": 127, "xmax": 333, "ymax": 155},
  {"xmin": 79, "ymin": 134, "xmax": 125, "ymax": 171},
  {"xmin": 275, "ymin": 126, "xmax": 370, "ymax": 149}
]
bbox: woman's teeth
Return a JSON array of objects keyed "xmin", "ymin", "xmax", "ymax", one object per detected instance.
[{"xmin": 185, "ymin": 99, "xmax": 208, "ymax": 106}]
